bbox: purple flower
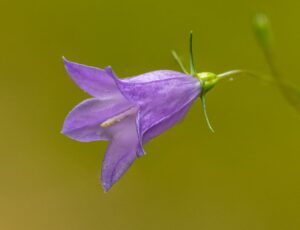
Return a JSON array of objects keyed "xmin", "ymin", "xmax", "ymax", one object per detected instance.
[{"xmin": 62, "ymin": 58, "xmax": 202, "ymax": 191}]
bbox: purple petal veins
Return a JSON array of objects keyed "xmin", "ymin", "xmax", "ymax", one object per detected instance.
[{"xmin": 62, "ymin": 58, "xmax": 201, "ymax": 191}]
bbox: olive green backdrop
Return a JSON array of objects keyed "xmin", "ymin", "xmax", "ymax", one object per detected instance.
[{"xmin": 1, "ymin": 0, "xmax": 300, "ymax": 229}]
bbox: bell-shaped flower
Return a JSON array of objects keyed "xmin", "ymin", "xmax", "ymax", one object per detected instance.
[
  {"xmin": 62, "ymin": 58, "xmax": 202, "ymax": 191},
  {"xmin": 61, "ymin": 32, "xmax": 261, "ymax": 191}
]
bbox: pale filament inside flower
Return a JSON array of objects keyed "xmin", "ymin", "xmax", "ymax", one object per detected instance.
[{"xmin": 100, "ymin": 107, "xmax": 137, "ymax": 128}]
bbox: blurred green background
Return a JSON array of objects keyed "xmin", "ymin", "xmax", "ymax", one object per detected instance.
[{"xmin": 1, "ymin": 0, "xmax": 300, "ymax": 229}]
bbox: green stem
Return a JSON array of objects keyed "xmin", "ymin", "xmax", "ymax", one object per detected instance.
[
  {"xmin": 262, "ymin": 46, "xmax": 282, "ymax": 83},
  {"xmin": 217, "ymin": 69, "xmax": 272, "ymax": 83}
]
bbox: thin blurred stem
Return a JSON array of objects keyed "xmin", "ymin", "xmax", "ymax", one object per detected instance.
[
  {"xmin": 218, "ymin": 69, "xmax": 271, "ymax": 83},
  {"xmin": 171, "ymin": 50, "xmax": 188, "ymax": 74},
  {"xmin": 253, "ymin": 13, "xmax": 300, "ymax": 112},
  {"xmin": 262, "ymin": 46, "xmax": 300, "ymax": 112},
  {"xmin": 218, "ymin": 69, "xmax": 257, "ymax": 78},
  {"xmin": 262, "ymin": 47, "xmax": 282, "ymax": 82}
]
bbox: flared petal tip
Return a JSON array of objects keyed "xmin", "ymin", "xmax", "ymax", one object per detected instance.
[
  {"xmin": 102, "ymin": 182, "xmax": 112, "ymax": 193},
  {"xmin": 60, "ymin": 127, "xmax": 75, "ymax": 141},
  {"xmin": 101, "ymin": 173, "xmax": 119, "ymax": 193},
  {"xmin": 60, "ymin": 128, "xmax": 65, "ymax": 135},
  {"xmin": 60, "ymin": 127, "xmax": 69, "ymax": 136},
  {"xmin": 62, "ymin": 56, "xmax": 69, "ymax": 64},
  {"xmin": 62, "ymin": 57, "xmax": 73, "ymax": 68},
  {"xmin": 62, "ymin": 57, "xmax": 74, "ymax": 74},
  {"xmin": 62, "ymin": 57, "xmax": 88, "ymax": 73}
]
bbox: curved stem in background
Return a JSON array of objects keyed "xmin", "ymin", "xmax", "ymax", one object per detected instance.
[
  {"xmin": 253, "ymin": 12, "xmax": 300, "ymax": 113},
  {"xmin": 260, "ymin": 36, "xmax": 300, "ymax": 113}
]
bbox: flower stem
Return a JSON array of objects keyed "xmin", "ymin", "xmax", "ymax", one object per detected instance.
[{"xmin": 217, "ymin": 69, "xmax": 271, "ymax": 83}]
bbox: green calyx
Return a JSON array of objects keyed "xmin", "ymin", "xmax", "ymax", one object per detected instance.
[
  {"xmin": 171, "ymin": 32, "xmax": 258, "ymax": 133},
  {"xmin": 172, "ymin": 32, "xmax": 260, "ymax": 133},
  {"xmin": 171, "ymin": 31, "xmax": 219, "ymax": 96},
  {"xmin": 171, "ymin": 31, "xmax": 218, "ymax": 133},
  {"xmin": 171, "ymin": 23, "xmax": 300, "ymax": 133},
  {"xmin": 196, "ymin": 72, "xmax": 219, "ymax": 133},
  {"xmin": 196, "ymin": 72, "xmax": 219, "ymax": 96}
]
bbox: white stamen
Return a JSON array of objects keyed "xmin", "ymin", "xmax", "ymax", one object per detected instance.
[{"xmin": 100, "ymin": 107, "xmax": 137, "ymax": 128}]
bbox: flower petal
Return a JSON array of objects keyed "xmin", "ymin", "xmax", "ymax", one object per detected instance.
[
  {"xmin": 123, "ymin": 70, "xmax": 189, "ymax": 83},
  {"xmin": 117, "ymin": 71, "xmax": 201, "ymax": 142},
  {"xmin": 101, "ymin": 114, "xmax": 139, "ymax": 192},
  {"xmin": 63, "ymin": 58, "xmax": 124, "ymax": 100},
  {"xmin": 62, "ymin": 98, "xmax": 132, "ymax": 142},
  {"xmin": 142, "ymin": 101, "xmax": 194, "ymax": 145}
]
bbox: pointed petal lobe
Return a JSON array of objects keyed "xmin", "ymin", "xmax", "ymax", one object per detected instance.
[
  {"xmin": 62, "ymin": 98, "xmax": 132, "ymax": 142},
  {"xmin": 101, "ymin": 114, "xmax": 139, "ymax": 192},
  {"xmin": 63, "ymin": 58, "xmax": 124, "ymax": 100}
]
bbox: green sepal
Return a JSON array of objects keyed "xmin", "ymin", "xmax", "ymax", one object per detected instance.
[{"xmin": 200, "ymin": 95, "xmax": 215, "ymax": 133}]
